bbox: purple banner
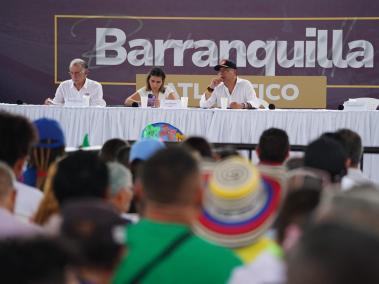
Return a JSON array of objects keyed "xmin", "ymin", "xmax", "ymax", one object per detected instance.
[{"xmin": 1, "ymin": 0, "xmax": 379, "ymax": 108}]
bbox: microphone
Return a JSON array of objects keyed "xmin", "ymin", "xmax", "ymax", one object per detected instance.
[
  {"xmin": 16, "ymin": 99, "xmax": 24, "ymax": 105},
  {"xmin": 268, "ymin": 103, "xmax": 275, "ymax": 110},
  {"xmin": 338, "ymin": 105, "xmax": 344, "ymax": 110},
  {"xmin": 131, "ymin": 102, "xmax": 139, "ymax": 107}
]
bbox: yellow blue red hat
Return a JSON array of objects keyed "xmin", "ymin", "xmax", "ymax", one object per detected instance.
[{"xmin": 194, "ymin": 157, "xmax": 282, "ymax": 248}]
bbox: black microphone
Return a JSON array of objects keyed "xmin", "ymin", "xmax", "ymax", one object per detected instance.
[
  {"xmin": 16, "ymin": 100, "xmax": 24, "ymax": 105},
  {"xmin": 268, "ymin": 103, "xmax": 275, "ymax": 110},
  {"xmin": 131, "ymin": 102, "xmax": 138, "ymax": 107},
  {"xmin": 338, "ymin": 104, "xmax": 344, "ymax": 110}
]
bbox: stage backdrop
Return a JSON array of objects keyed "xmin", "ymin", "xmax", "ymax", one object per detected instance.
[{"xmin": 1, "ymin": 1, "xmax": 379, "ymax": 108}]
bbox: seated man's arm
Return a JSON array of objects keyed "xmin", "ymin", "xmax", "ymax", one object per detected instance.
[
  {"xmin": 90, "ymin": 83, "xmax": 106, "ymax": 106},
  {"xmin": 200, "ymin": 77, "xmax": 223, "ymax": 108},
  {"xmin": 245, "ymin": 81, "xmax": 259, "ymax": 109},
  {"xmin": 45, "ymin": 83, "xmax": 65, "ymax": 105}
]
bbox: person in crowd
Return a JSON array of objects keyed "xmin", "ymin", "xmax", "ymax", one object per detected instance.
[
  {"xmin": 200, "ymin": 59, "xmax": 258, "ymax": 109},
  {"xmin": 316, "ymin": 184, "xmax": 379, "ymax": 235},
  {"xmin": 182, "ymin": 136, "xmax": 214, "ymax": 160},
  {"xmin": 194, "ymin": 157, "xmax": 285, "ymax": 284},
  {"xmin": 99, "ymin": 138, "xmax": 129, "ymax": 162},
  {"xmin": 335, "ymin": 129, "xmax": 373, "ymax": 189},
  {"xmin": 0, "ymin": 111, "xmax": 43, "ymax": 221},
  {"xmin": 33, "ymin": 163, "xmax": 60, "ymax": 225},
  {"xmin": 0, "ymin": 237, "xmax": 78, "ymax": 284},
  {"xmin": 53, "ymin": 151, "xmax": 109, "ymax": 207},
  {"xmin": 304, "ymin": 136, "xmax": 348, "ymax": 185},
  {"xmin": 61, "ymin": 199, "xmax": 127, "ymax": 284},
  {"xmin": 274, "ymin": 189, "xmax": 321, "ymax": 254},
  {"xmin": 23, "ymin": 118, "xmax": 66, "ymax": 190},
  {"xmin": 107, "ymin": 162, "xmax": 136, "ymax": 223},
  {"xmin": 0, "ymin": 162, "xmax": 43, "ymax": 238},
  {"xmin": 113, "ymin": 147, "xmax": 242, "ymax": 284},
  {"xmin": 287, "ymin": 223, "xmax": 379, "ymax": 284},
  {"xmin": 256, "ymin": 128, "xmax": 290, "ymax": 190},
  {"xmin": 45, "ymin": 58, "xmax": 106, "ymax": 106},
  {"xmin": 116, "ymin": 145, "xmax": 131, "ymax": 168},
  {"xmin": 124, "ymin": 67, "xmax": 177, "ymax": 107},
  {"xmin": 129, "ymin": 139, "xmax": 166, "ymax": 183}
]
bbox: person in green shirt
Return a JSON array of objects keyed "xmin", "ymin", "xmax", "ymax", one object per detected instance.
[{"xmin": 113, "ymin": 147, "xmax": 242, "ymax": 284}]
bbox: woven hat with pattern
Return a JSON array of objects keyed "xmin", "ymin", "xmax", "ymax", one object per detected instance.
[{"xmin": 194, "ymin": 157, "xmax": 282, "ymax": 248}]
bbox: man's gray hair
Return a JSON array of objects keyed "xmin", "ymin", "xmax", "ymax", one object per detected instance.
[
  {"xmin": 0, "ymin": 162, "xmax": 15, "ymax": 199},
  {"xmin": 107, "ymin": 162, "xmax": 133, "ymax": 195},
  {"xmin": 69, "ymin": 58, "xmax": 88, "ymax": 70}
]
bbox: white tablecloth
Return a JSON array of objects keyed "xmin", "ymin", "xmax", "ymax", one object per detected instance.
[{"xmin": 1, "ymin": 104, "xmax": 378, "ymax": 182}]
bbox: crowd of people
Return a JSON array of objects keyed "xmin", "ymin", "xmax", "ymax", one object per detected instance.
[{"xmin": 0, "ymin": 108, "xmax": 378, "ymax": 284}]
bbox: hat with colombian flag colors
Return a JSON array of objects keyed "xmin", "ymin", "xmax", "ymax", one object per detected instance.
[{"xmin": 194, "ymin": 157, "xmax": 282, "ymax": 248}]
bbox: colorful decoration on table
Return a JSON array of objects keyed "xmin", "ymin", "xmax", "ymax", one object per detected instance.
[{"xmin": 141, "ymin": 122, "xmax": 185, "ymax": 142}]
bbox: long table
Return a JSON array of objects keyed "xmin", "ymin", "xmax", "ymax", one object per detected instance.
[{"xmin": 1, "ymin": 104, "xmax": 378, "ymax": 182}]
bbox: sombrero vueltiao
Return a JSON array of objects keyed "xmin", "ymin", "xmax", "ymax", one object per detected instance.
[{"xmin": 194, "ymin": 157, "xmax": 282, "ymax": 248}]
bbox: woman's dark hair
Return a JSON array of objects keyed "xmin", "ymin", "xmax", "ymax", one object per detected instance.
[{"xmin": 146, "ymin": 67, "xmax": 166, "ymax": 93}]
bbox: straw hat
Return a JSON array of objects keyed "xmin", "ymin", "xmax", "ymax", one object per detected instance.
[{"xmin": 194, "ymin": 157, "xmax": 282, "ymax": 248}]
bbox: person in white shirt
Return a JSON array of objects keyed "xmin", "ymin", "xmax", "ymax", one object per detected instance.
[
  {"xmin": 336, "ymin": 129, "xmax": 374, "ymax": 190},
  {"xmin": 45, "ymin": 58, "xmax": 106, "ymax": 107},
  {"xmin": 0, "ymin": 162, "xmax": 42, "ymax": 238},
  {"xmin": 200, "ymin": 59, "xmax": 258, "ymax": 109},
  {"xmin": 124, "ymin": 67, "xmax": 177, "ymax": 107},
  {"xmin": 0, "ymin": 111, "xmax": 43, "ymax": 222}
]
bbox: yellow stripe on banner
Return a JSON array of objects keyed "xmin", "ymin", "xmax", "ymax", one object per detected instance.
[
  {"xmin": 55, "ymin": 15, "xmax": 379, "ymax": 21},
  {"xmin": 54, "ymin": 15, "xmax": 58, "ymax": 84}
]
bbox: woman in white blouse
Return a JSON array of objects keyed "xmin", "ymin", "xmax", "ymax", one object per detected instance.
[{"xmin": 124, "ymin": 67, "xmax": 177, "ymax": 107}]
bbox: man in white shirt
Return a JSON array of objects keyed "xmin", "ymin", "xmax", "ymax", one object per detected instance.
[
  {"xmin": 45, "ymin": 58, "xmax": 106, "ymax": 106},
  {"xmin": 199, "ymin": 59, "xmax": 258, "ymax": 109},
  {"xmin": 336, "ymin": 129, "xmax": 374, "ymax": 190},
  {"xmin": 0, "ymin": 162, "xmax": 42, "ymax": 238},
  {"xmin": 0, "ymin": 111, "xmax": 43, "ymax": 222}
]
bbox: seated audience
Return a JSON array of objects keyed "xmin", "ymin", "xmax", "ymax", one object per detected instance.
[
  {"xmin": 107, "ymin": 162, "xmax": 136, "ymax": 223},
  {"xmin": 304, "ymin": 136, "xmax": 348, "ymax": 185},
  {"xmin": 0, "ymin": 162, "xmax": 42, "ymax": 238},
  {"xmin": 182, "ymin": 136, "xmax": 214, "ymax": 160},
  {"xmin": 256, "ymin": 128, "xmax": 290, "ymax": 190},
  {"xmin": 23, "ymin": 118, "xmax": 66, "ymax": 190},
  {"xmin": 287, "ymin": 223, "xmax": 379, "ymax": 284},
  {"xmin": 53, "ymin": 151, "xmax": 109, "ymax": 206},
  {"xmin": 124, "ymin": 67, "xmax": 177, "ymax": 107},
  {"xmin": 194, "ymin": 157, "xmax": 284, "ymax": 284},
  {"xmin": 33, "ymin": 163, "xmax": 60, "ymax": 225},
  {"xmin": 61, "ymin": 199, "xmax": 127, "ymax": 284},
  {"xmin": 99, "ymin": 138, "xmax": 129, "ymax": 162},
  {"xmin": 0, "ymin": 237, "xmax": 78, "ymax": 284},
  {"xmin": 113, "ymin": 147, "xmax": 242, "ymax": 284},
  {"xmin": 0, "ymin": 111, "xmax": 43, "ymax": 221},
  {"xmin": 335, "ymin": 129, "xmax": 373, "ymax": 189},
  {"xmin": 45, "ymin": 58, "xmax": 106, "ymax": 106}
]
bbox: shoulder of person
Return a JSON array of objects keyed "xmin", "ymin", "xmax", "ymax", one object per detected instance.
[
  {"xmin": 87, "ymin": 78, "xmax": 102, "ymax": 87},
  {"xmin": 137, "ymin": 86, "xmax": 148, "ymax": 96}
]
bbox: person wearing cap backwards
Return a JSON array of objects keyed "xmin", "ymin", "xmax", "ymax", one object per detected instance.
[
  {"xmin": 45, "ymin": 58, "xmax": 106, "ymax": 106},
  {"xmin": 23, "ymin": 118, "xmax": 66, "ymax": 190},
  {"xmin": 200, "ymin": 59, "xmax": 258, "ymax": 109}
]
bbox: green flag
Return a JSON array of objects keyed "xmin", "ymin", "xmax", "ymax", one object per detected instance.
[{"xmin": 81, "ymin": 133, "xmax": 90, "ymax": 148}]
